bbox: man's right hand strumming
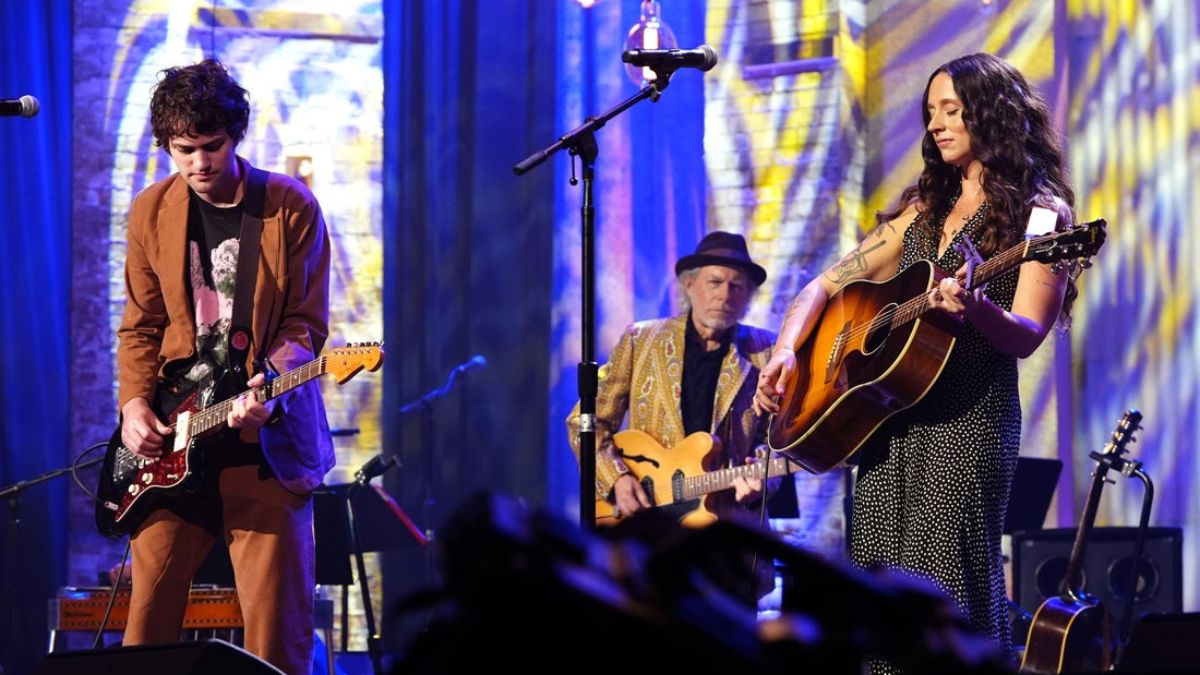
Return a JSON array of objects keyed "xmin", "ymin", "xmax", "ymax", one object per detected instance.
[
  {"xmin": 753, "ymin": 347, "xmax": 797, "ymax": 417},
  {"xmin": 121, "ymin": 397, "xmax": 171, "ymax": 458},
  {"xmin": 612, "ymin": 473, "xmax": 652, "ymax": 518}
]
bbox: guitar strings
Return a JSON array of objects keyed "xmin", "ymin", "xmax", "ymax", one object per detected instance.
[
  {"xmin": 829, "ymin": 237, "xmax": 1038, "ymax": 350},
  {"xmin": 157, "ymin": 356, "xmax": 330, "ymax": 438},
  {"xmin": 681, "ymin": 456, "xmax": 790, "ymax": 498},
  {"xmin": 835, "ymin": 225, "xmax": 1094, "ymax": 349}
]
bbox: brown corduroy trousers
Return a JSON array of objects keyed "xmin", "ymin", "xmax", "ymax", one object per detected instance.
[{"xmin": 123, "ymin": 463, "xmax": 315, "ymax": 675}]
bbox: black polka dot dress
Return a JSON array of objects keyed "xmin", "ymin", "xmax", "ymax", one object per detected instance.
[{"xmin": 850, "ymin": 201, "xmax": 1022, "ymax": 669}]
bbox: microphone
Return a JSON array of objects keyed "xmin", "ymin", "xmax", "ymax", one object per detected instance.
[
  {"xmin": 397, "ymin": 355, "xmax": 487, "ymax": 415},
  {"xmin": 0, "ymin": 95, "xmax": 40, "ymax": 118},
  {"xmin": 454, "ymin": 354, "xmax": 487, "ymax": 373},
  {"xmin": 355, "ymin": 454, "xmax": 401, "ymax": 485},
  {"xmin": 621, "ymin": 45, "xmax": 718, "ymax": 74}
]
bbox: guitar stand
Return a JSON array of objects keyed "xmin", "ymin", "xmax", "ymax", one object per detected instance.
[{"xmin": 1094, "ymin": 449, "xmax": 1155, "ymax": 666}]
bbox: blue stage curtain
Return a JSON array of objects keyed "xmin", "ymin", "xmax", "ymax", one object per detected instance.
[
  {"xmin": 0, "ymin": 1, "xmax": 71, "ymax": 673},
  {"xmin": 381, "ymin": 0, "xmax": 559, "ymax": 653}
]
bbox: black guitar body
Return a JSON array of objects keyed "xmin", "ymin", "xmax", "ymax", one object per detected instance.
[{"xmin": 95, "ymin": 370, "xmax": 243, "ymax": 539}]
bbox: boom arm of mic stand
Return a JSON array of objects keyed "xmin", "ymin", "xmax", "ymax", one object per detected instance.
[
  {"xmin": 397, "ymin": 362, "xmax": 472, "ymax": 416},
  {"xmin": 512, "ymin": 78, "xmax": 669, "ymax": 176}
]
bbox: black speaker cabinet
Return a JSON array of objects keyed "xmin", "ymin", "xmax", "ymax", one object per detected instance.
[
  {"xmin": 1012, "ymin": 527, "xmax": 1182, "ymax": 617},
  {"xmin": 34, "ymin": 639, "xmax": 283, "ymax": 674}
]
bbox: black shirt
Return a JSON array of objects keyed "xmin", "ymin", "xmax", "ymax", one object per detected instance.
[{"xmin": 680, "ymin": 312, "xmax": 734, "ymax": 435}]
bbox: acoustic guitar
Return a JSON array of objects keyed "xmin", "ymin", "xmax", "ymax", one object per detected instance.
[
  {"xmin": 595, "ymin": 429, "xmax": 802, "ymax": 527},
  {"xmin": 95, "ymin": 343, "xmax": 384, "ymax": 538},
  {"xmin": 768, "ymin": 220, "xmax": 1107, "ymax": 473},
  {"xmin": 1019, "ymin": 409, "xmax": 1142, "ymax": 674}
]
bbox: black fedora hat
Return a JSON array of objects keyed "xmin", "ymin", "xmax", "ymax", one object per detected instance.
[{"xmin": 675, "ymin": 231, "xmax": 767, "ymax": 286}]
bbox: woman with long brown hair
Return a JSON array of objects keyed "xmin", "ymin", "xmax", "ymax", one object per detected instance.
[{"xmin": 756, "ymin": 52, "xmax": 1077, "ymax": 670}]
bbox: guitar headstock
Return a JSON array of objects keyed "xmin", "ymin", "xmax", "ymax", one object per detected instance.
[
  {"xmin": 326, "ymin": 342, "xmax": 385, "ymax": 384},
  {"xmin": 1101, "ymin": 408, "xmax": 1142, "ymax": 457},
  {"xmin": 1024, "ymin": 218, "xmax": 1107, "ymax": 268}
]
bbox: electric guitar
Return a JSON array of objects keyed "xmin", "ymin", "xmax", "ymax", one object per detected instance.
[
  {"xmin": 768, "ymin": 220, "xmax": 1107, "ymax": 473},
  {"xmin": 95, "ymin": 343, "xmax": 384, "ymax": 538},
  {"xmin": 595, "ymin": 429, "xmax": 802, "ymax": 528},
  {"xmin": 1019, "ymin": 408, "xmax": 1142, "ymax": 674}
]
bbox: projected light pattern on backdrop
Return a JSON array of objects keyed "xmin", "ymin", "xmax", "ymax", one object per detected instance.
[
  {"xmin": 102, "ymin": 0, "xmax": 383, "ymax": 481},
  {"xmin": 91, "ymin": 0, "xmax": 383, "ymax": 650},
  {"xmin": 1066, "ymin": 0, "xmax": 1200, "ymax": 612}
]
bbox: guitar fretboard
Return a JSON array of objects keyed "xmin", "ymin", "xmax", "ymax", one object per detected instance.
[
  {"xmin": 182, "ymin": 358, "xmax": 327, "ymax": 437},
  {"xmin": 681, "ymin": 457, "xmax": 797, "ymax": 499}
]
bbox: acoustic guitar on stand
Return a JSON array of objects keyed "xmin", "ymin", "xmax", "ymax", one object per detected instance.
[
  {"xmin": 768, "ymin": 219, "xmax": 1107, "ymax": 473},
  {"xmin": 1019, "ymin": 408, "xmax": 1142, "ymax": 674},
  {"xmin": 594, "ymin": 429, "xmax": 802, "ymax": 528}
]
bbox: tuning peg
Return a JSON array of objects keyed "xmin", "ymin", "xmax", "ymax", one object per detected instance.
[{"xmin": 1080, "ymin": 258, "xmax": 1093, "ymax": 269}]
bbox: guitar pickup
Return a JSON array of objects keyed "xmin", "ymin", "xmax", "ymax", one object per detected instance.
[{"xmin": 173, "ymin": 410, "xmax": 192, "ymax": 451}]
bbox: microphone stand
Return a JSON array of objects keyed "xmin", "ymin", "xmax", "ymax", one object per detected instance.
[
  {"xmin": 345, "ymin": 454, "xmax": 401, "ymax": 675},
  {"xmin": 398, "ymin": 360, "xmax": 482, "ymax": 578},
  {"xmin": 514, "ymin": 72, "xmax": 673, "ymax": 529},
  {"xmin": 0, "ymin": 456, "xmax": 103, "ymax": 672}
]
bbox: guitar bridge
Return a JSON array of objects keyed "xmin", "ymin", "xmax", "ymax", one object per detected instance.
[{"xmin": 824, "ymin": 321, "xmax": 850, "ymax": 384}]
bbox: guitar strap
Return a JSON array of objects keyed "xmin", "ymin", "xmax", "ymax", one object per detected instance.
[
  {"xmin": 227, "ymin": 166, "xmax": 269, "ymax": 379},
  {"xmin": 718, "ymin": 405, "xmax": 737, "ymax": 466}
]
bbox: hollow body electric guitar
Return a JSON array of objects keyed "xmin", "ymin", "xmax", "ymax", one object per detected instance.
[
  {"xmin": 95, "ymin": 343, "xmax": 384, "ymax": 538},
  {"xmin": 595, "ymin": 429, "xmax": 803, "ymax": 528},
  {"xmin": 1019, "ymin": 409, "xmax": 1142, "ymax": 674},
  {"xmin": 768, "ymin": 220, "xmax": 1107, "ymax": 473}
]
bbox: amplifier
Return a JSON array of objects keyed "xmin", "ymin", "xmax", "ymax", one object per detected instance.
[{"xmin": 48, "ymin": 585, "xmax": 243, "ymax": 633}]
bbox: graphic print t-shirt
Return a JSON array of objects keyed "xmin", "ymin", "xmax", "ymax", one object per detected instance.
[{"xmin": 181, "ymin": 191, "xmax": 243, "ymax": 388}]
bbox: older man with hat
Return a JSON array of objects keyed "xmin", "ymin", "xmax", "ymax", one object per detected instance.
[{"xmin": 566, "ymin": 230, "xmax": 779, "ymax": 533}]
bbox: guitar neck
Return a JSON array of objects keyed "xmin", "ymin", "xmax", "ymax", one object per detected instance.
[
  {"xmin": 186, "ymin": 357, "xmax": 327, "ymax": 437},
  {"xmin": 1062, "ymin": 461, "xmax": 1110, "ymax": 597},
  {"xmin": 681, "ymin": 456, "xmax": 799, "ymax": 500},
  {"xmin": 887, "ymin": 237, "xmax": 1040, "ymax": 330}
]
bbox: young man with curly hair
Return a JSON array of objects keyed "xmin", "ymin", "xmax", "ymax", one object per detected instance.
[{"xmin": 116, "ymin": 58, "xmax": 333, "ymax": 673}]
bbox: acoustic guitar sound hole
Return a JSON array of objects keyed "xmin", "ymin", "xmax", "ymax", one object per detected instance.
[{"xmin": 863, "ymin": 303, "xmax": 898, "ymax": 354}]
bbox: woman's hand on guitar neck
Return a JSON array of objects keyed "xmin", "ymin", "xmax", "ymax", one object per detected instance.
[
  {"xmin": 228, "ymin": 373, "xmax": 278, "ymax": 431},
  {"xmin": 753, "ymin": 347, "xmax": 796, "ymax": 417},
  {"xmin": 121, "ymin": 397, "xmax": 171, "ymax": 458}
]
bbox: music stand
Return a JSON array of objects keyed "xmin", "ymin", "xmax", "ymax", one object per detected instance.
[
  {"xmin": 1004, "ymin": 456, "xmax": 1062, "ymax": 647},
  {"xmin": 1004, "ymin": 456, "xmax": 1062, "ymax": 535},
  {"xmin": 313, "ymin": 481, "xmax": 423, "ymax": 674}
]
